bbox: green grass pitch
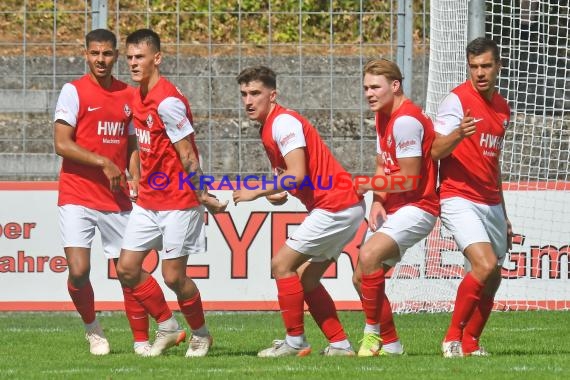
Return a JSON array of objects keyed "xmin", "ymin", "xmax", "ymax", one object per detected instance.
[{"xmin": 1, "ymin": 310, "xmax": 569, "ymax": 379}]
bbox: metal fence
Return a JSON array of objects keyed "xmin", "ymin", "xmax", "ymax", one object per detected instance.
[{"xmin": 0, "ymin": 0, "xmax": 430, "ymax": 180}]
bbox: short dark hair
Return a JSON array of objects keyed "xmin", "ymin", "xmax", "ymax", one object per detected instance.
[
  {"xmin": 126, "ymin": 28, "xmax": 161, "ymax": 52},
  {"xmin": 236, "ymin": 66, "xmax": 277, "ymax": 89},
  {"xmin": 466, "ymin": 37, "xmax": 500, "ymax": 62},
  {"xmin": 85, "ymin": 29, "xmax": 117, "ymax": 49}
]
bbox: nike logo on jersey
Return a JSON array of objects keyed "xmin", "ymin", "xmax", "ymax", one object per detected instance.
[
  {"xmin": 165, "ymin": 247, "xmax": 176, "ymax": 253},
  {"xmin": 473, "ymin": 118, "xmax": 483, "ymax": 123},
  {"xmin": 87, "ymin": 106, "xmax": 102, "ymax": 112}
]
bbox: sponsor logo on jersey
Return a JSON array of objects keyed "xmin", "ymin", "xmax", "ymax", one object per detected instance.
[
  {"xmin": 97, "ymin": 121, "xmax": 125, "ymax": 137},
  {"xmin": 136, "ymin": 128, "xmax": 151, "ymax": 146},
  {"xmin": 479, "ymin": 132, "xmax": 503, "ymax": 150},
  {"xmin": 397, "ymin": 139, "xmax": 417, "ymax": 151},
  {"xmin": 279, "ymin": 132, "xmax": 296, "ymax": 147},
  {"xmin": 380, "ymin": 151, "xmax": 396, "ymax": 168},
  {"xmin": 176, "ymin": 117, "xmax": 190, "ymax": 130}
]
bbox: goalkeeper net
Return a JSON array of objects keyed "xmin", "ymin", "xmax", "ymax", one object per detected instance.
[{"xmin": 387, "ymin": 0, "xmax": 570, "ymax": 312}]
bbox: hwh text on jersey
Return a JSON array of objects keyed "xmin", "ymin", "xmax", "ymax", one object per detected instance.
[{"xmin": 98, "ymin": 121, "xmax": 125, "ymax": 136}]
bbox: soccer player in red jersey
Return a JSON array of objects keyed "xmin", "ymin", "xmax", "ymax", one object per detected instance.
[
  {"xmin": 54, "ymin": 29, "xmax": 147, "ymax": 356},
  {"xmin": 354, "ymin": 59, "xmax": 439, "ymax": 356},
  {"xmin": 233, "ymin": 66, "xmax": 365, "ymax": 357},
  {"xmin": 117, "ymin": 29, "xmax": 227, "ymax": 358},
  {"xmin": 432, "ymin": 37, "xmax": 513, "ymax": 357}
]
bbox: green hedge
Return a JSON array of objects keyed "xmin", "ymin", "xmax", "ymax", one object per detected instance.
[{"xmin": 0, "ymin": 0, "xmax": 428, "ymax": 48}]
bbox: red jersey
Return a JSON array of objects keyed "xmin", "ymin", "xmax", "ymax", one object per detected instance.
[
  {"xmin": 55, "ymin": 74, "xmax": 134, "ymax": 212},
  {"xmin": 434, "ymin": 81, "xmax": 510, "ymax": 205},
  {"xmin": 376, "ymin": 99, "xmax": 439, "ymax": 216},
  {"xmin": 132, "ymin": 77, "xmax": 200, "ymax": 211},
  {"xmin": 261, "ymin": 104, "xmax": 361, "ymax": 212}
]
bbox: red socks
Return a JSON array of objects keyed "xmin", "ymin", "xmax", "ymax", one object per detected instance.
[
  {"xmin": 276, "ymin": 275, "xmax": 305, "ymax": 337},
  {"xmin": 462, "ymin": 295, "xmax": 494, "ymax": 353},
  {"xmin": 379, "ymin": 293, "xmax": 399, "ymax": 344},
  {"xmin": 131, "ymin": 275, "xmax": 172, "ymax": 324},
  {"xmin": 67, "ymin": 280, "xmax": 95, "ymax": 324},
  {"xmin": 178, "ymin": 292, "xmax": 206, "ymax": 330},
  {"xmin": 122, "ymin": 286, "xmax": 150, "ymax": 342},
  {"xmin": 444, "ymin": 273, "xmax": 484, "ymax": 342},
  {"xmin": 360, "ymin": 269, "xmax": 386, "ymax": 325},
  {"xmin": 305, "ymin": 283, "xmax": 346, "ymax": 343}
]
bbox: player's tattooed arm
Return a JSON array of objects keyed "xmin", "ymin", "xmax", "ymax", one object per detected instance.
[{"xmin": 174, "ymin": 135, "xmax": 228, "ymax": 213}]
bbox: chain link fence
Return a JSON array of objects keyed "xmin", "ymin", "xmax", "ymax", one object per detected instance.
[{"xmin": 0, "ymin": 0, "xmax": 430, "ymax": 180}]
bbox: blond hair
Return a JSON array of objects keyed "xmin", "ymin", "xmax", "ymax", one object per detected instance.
[{"xmin": 363, "ymin": 59, "xmax": 403, "ymax": 83}]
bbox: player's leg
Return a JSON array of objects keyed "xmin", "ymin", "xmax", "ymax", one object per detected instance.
[
  {"xmin": 440, "ymin": 198, "xmax": 497, "ymax": 357},
  {"xmin": 462, "ymin": 267, "xmax": 500, "ymax": 356},
  {"xmin": 353, "ymin": 262, "xmax": 403, "ymax": 356},
  {"xmin": 118, "ymin": 205, "xmax": 183, "ymax": 356},
  {"xmin": 357, "ymin": 233, "xmax": 399, "ymax": 356},
  {"xmin": 463, "ymin": 204, "xmax": 508, "ymax": 356},
  {"xmin": 298, "ymin": 260, "xmax": 354, "ymax": 356},
  {"xmin": 258, "ymin": 245, "xmax": 311, "ymax": 357},
  {"xmin": 60, "ymin": 205, "xmax": 109, "ymax": 355},
  {"xmin": 358, "ymin": 205, "xmax": 436, "ymax": 357},
  {"xmin": 298, "ymin": 201, "xmax": 364, "ymax": 356},
  {"xmin": 99, "ymin": 210, "xmax": 150, "ymax": 355},
  {"xmin": 160, "ymin": 206, "xmax": 212, "ymax": 357}
]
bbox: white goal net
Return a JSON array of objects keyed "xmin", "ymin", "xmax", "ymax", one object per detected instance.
[{"xmin": 387, "ymin": 0, "xmax": 570, "ymax": 312}]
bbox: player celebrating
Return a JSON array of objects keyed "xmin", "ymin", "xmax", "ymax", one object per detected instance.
[
  {"xmin": 54, "ymin": 29, "xmax": 149, "ymax": 356},
  {"xmin": 233, "ymin": 66, "xmax": 365, "ymax": 357},
  {"xmin": 432, "ymin": 37, "xmax": 513, "ymax": 357},
  {"xmin": 355, "ymin": 59, "xmax": 439, "ymax": 357},
  {"xmin": 117, "ymin": 29, "xmax": 227, "ymax": 358}
]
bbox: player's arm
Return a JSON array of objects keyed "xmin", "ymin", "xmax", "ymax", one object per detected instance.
[
  {"xmin": 54, "ymin": 121, "xmax": 124, "ymax": 191},
  {"xmin": 233, "ymin": 147, "xmax": 307, "ymax": 204},
  {"xmin": 431, "ymin": 93, "xmax": 477, "ymax": 160},
  {"xmin": 498, "ymin": 164, "xmax": 513, "ymax": 250},
  {"xmin": 53, "ymin": 83, "xmax": 124, "ymax": 191},
  {"xmin": 126, "ymin": 131, "xmax": 140, "ymax": 201},
  {"xmin": 357, "ymin": 115, "xmax": 423, "ymax": 194},
  {"xmin": 233, "ymin": 114, "xmax": 307, "ymax": 204},
  {"xmin": 173, "ymin": 136, "xmax": 227, "ymax": 213},
  {"xmin": 358, "ymin": 156, "xmax": 421, "ymax": 195},
  {"xmin": 159, "ymin": 97, "xmax": 227, "ymax": 213},
  {"xmin": 431, "ymin": 115, "xmax": 477, "ymax": 160}
]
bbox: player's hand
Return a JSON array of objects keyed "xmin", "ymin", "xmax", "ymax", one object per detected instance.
[
  {"xmin": 506, "ymin": 217, "xmax": 513, "ymax": 250},
  {"xmin": 200, "ymin": 192, "xmax": 228, "ymax": 214},
  {"xmin": 128, "ymin": 179, "xmax": 139, "ymax": 202},
  {"xmin": 102, "ymin": 158, "xmax": 124, "ymax": 192},
  {"xmin": 232, "ymin": 189, "xmax": 259, "ymax": 205},
  {"xmin": 266, "ymin": 192, "xmax": 288, "ymax": 206},
  {"xmin": 457, "ymin": 109, "xmax": 478, "ymax": 139},
  {"xmin": 368, "ymin": 201, "xmax": 387, "ymax": 232}
]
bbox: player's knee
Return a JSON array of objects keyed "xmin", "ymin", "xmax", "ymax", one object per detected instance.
[
  {"xmin": 116, "ymin": 263, "xmax": 137, "ymax": 287},
  {"xmin": 358, "ymin": 243, "xmax": 379, "ymax": 269},
  {"xmin": 67, "ymin": 267, "xmax": 90, "ymax": 287},
  {"xmin": 162, "ymin": 274, "xmax": 184, "ymax": 292},
  {"xmin": 270, "ymin": 256, "xmax": 289, "ymax": 278}
]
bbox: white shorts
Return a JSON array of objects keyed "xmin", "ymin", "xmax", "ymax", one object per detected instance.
[
  {"xmin": 59, "ymin": 204, "xmax": 130, "ymax": 259},
  {"xmin": 121, "ymin": 203, "xmax": 206, "ymax": 259},
  {"xmin": 364, "ymin": 205, "xmax": 437, "ymax": 267},
  {"xmin": 286, "ymin": 200, "xmax": 365, "ymax": 262},
  {"xmin": 440, "ymin": 196, "xmax": 508, "ymax": 266}
]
